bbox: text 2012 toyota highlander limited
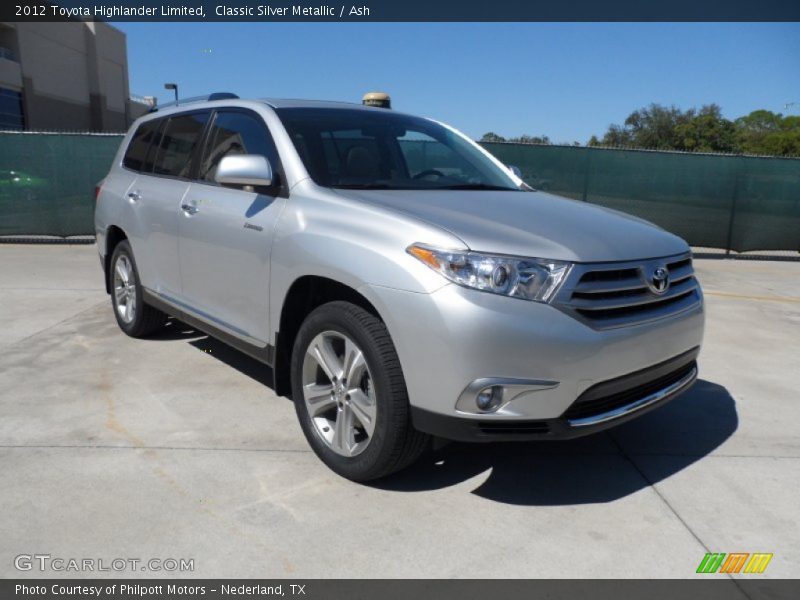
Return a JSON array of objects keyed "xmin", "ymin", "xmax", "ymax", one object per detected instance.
[{"xmin": 95, "ymin": 94, "xmax": 704, "ymax": 481}]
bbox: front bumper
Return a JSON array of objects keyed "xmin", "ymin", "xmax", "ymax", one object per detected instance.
[
  {"xmin": 362, "ymin": 280, "xmax": 705, "ymax": 432},
  {"xmin": 410, "ymin": 347, "xmax": 698, "ymax": 441}
]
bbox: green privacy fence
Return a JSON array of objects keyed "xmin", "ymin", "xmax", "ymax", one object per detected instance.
[
  {"xmin": 481, "ymin": 142, "xmax": 800, "ymax": 253},
  {"xmin": 0, "ymin": 132, "xmax": 123, "ymax": 237},
  {"xmin": 1, "ymin": 132, "xmax": 798, "ymax": 252}
]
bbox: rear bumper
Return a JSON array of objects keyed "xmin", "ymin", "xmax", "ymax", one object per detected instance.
[{"xmin": 411, "ymin": 347, "xmax": 699, "ymax": 442}]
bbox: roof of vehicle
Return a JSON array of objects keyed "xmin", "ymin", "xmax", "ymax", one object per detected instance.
[
  {"xmin": 148, "ymin": 95, "xmax": 392, "ymax": 116},
  {"xmin": 139, "ymin": 95, "xmax": 415, "ymax": 123},
  {"xmin": 260, "ymin": 98, "xmax": 377, "ymax": 110}
]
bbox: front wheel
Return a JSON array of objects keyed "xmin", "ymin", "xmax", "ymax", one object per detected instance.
[{"xmin": 291, "ymin": 301, "xmax": 429, "ymax": 481}]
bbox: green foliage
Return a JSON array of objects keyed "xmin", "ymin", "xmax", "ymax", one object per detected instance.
[
  {"xmin": 623, "ymin": 104, "xmax": 691, "ymax": 149},
  {"xmin": 485, "ymin": 105, "xmax": 799, "ymax": 157},
  {"xmin": 675, "ymin": 105, "xmax": 737, "ymax": 153},
  {"xmin": 512, "ymin": 134, "xmax": 550, "ymax": 144},
  {"xmin": 480, "ymin": 132, "xmax": 506, "ymax": 142},
  {"xmin": 734, "ymin": 111, "xmax": 800, "ymax": 156},
  {"xmin": 480, "ymin": 132, "xmax": 550, "ymax": 144},
  {"xmin": 591, "ymin": 104, "xmax": 800, "ymax": 156}
]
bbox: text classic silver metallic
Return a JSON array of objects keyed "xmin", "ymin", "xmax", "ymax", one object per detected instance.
[{"xmin": 95, "ymin": 95, "xmax": 704, "ymax": 481}]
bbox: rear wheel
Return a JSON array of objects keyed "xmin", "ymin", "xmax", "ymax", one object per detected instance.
[
  {"xmin": 109, "ymin": 240, "xmax": 168, "ymax": 337},
  {"xmin": 291, "ymin": 301, "xmax": 429, "ymax": 481}
]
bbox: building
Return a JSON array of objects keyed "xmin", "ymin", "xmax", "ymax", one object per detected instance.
[{"xmin": 0, "ymin": 21, "xmax": 147, "ymax": 132}]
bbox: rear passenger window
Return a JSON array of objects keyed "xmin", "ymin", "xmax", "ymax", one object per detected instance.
[
  {"xmin": 152, "ymin": 112, "xmax": 209, "ymax": 178},
  {"xmin": 122, "ymin": 120, "xmax": 160, "ymax": 172},
  {"xmin": 199, "ymin": 111, "xmax": 280, "ymax": 184}
]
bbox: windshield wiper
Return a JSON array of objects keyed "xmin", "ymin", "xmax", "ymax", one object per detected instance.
[{"xmin": 437, "ymin": 183, "xmax": 519, "ymax": 191}]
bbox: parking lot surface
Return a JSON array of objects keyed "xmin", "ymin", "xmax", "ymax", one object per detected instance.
[{"xmin": 1, "ymin": 244, "xmax": 798, "ymax": 578}]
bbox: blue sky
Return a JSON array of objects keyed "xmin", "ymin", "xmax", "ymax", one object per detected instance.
[{"xmin": 116, "ymin": 22, "xmax": 800, "ymax": 143}]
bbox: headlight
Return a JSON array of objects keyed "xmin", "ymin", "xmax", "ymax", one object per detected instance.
[{"xmin": 407, "ymin": 243, "xmax": 571, "ymax": 303}]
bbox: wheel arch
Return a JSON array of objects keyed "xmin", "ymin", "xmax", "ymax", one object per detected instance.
[
  {"xmin": 104, "ymin": 225, "xmax": 128, "ymax": 294},
  {"xmin": 273, "ymin": 275, "xmax": 382, "ymax": 398}
]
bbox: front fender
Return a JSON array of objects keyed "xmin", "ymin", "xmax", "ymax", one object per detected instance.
[{"xmin": 268, "ymin": 181, "xmax": 463, "ymax": 344}]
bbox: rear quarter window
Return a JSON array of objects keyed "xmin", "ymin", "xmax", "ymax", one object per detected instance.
[
  {"xmin": 122, "ymin": 120, "xmax": 160, "ymax": 172},
  {"xmin": 151, "ymin": 112, "xmax": 210, "ymax": 178}
]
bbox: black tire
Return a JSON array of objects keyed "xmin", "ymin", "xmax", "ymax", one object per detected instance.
[
  {"xmin": 291, "ymin": 301, "xmax": 429, "ymax": 481},
  {"xmin": 109, "ymin": 240, "xmax": 168, "ymax": 338}
]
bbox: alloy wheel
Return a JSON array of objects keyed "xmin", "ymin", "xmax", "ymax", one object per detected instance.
[
  {"xmin": 301, "ymin": 330, "xmax": 377, "ymax": 457},
  {"xmin": 113, "ymin": 254, "xmax": 137, "ymax": 324}
]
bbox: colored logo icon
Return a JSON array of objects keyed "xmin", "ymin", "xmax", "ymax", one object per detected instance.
[{"xmin": 696, "ymin": 553, "xmax": 773, "ymax": 574}]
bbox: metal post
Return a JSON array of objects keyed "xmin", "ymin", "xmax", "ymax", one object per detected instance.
[
  {"xmin": 581, "ymin": 146, "xmax": 592, "ymax": 202},
  {"xmin": 725, "ymin": 156, "xmax": 743, "ymax": 256}
]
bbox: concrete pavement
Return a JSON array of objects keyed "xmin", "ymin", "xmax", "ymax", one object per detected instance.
[{"xmin": 0, "ymin": 244, "xmax": 798, "ymax": 578}]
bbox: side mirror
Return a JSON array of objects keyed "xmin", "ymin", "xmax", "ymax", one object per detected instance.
[
  {"xmin": 215, "ymin": 155, "xmax": 274, "ymax": 188},
  {"xmin": 508, "ymin": 165, "xmax": 523, "ymax": 178}
]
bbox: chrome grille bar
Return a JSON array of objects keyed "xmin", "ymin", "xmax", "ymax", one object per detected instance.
[
  {"xmin": 567, "ymin": 365, "xmax": 697, "ymax": 427},
  {"xmin": 553, "ymin": 252, "xmax": 702, "ymax": 329}
]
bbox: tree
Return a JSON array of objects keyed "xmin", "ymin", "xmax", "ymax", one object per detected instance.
[
  {"xmin": 508, "ymin": 134, "xmax": 550, "ymax": 144},
  {"xmin": 587, "ymin": 103, "xmax": 800, "ymax": 156},
  {"xmin": 675, "ymin": 105, "xmax": 736, "ymax": 152},
  {"xmin": 621, "ymin": 104, "xmax": 692, "ymax": 149},
  {"xmin": 480, "ymin": 132, "xmax": 506, "ymax": 142},
  {"xmin": 487, "ymin": 105, "xmax": 800, "ymax": 156},
  {"xmin": 734, "ymin": 110, "xmax": 800, "ymax": 156},
  {"xmin": 480, "ymin": 132, "xmax": 551, "ymax": 144},
  {"xmin": 599, "ymin": 124, "xmax": 633, "ymax": 147}
]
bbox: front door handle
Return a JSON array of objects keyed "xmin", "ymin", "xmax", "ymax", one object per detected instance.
[{"xmin": 181, "ymin": 202, "xmax": 199, "ymax": 215}]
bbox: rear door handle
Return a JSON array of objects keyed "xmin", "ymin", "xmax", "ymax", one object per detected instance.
[
  {"xmin": 181, "ymin": 202, "xmax": 199, "ymax": 215},
  {"xmin": 127, "ymin": 190, "xmax": 141, "ymax": 203}
]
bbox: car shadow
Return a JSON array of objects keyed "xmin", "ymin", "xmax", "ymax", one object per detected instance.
[
  {"xmin": 187, "ymin": 331, "xmax": 276, "ymax": 389},
  {"xmin": 146, "ymin": 319, "xmax": 205, "ymax": 342},
  {"xmin": 174, "ymin": 329, "xmax": 736, "ymax": 505},
  {"xmin": 372, "ymin": 379, "xmax": 737, "ymax": 505}
]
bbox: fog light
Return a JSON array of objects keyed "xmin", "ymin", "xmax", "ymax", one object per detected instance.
[{"xmin": 476, "ymin": 386, "xmax": 503, "ymax": 412}]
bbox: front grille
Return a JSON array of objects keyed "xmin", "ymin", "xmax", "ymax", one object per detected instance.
[
  {"xmin": 563, "ymin": 357, "xmax": 697, "ymax": 421},
  {"xmin": 477, "ymin": 421, "xmax": 550, "ymax": 435},
  {"xmin": 555, "ymin": 254, "xmax": 701, "ymax": 329}
]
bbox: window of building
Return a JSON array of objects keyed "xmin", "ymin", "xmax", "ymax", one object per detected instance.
[{"xmin": 0, "ymin": 88, "xmax": 24, "ymax": 130}]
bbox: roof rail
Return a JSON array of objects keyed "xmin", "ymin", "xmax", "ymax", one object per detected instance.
[{"xmin": 149, "ymin": 92, "xmax": 239, "ymax": 112}]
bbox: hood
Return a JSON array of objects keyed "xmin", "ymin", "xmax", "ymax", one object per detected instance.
[{"xmin": 337, "ymin": 189, "xmax": 689, "ymax": 263}]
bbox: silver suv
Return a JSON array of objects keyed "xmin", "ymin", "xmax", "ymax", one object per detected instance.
[{"xmin": 95, "ymin": 94, "xmax": 704, "ymax": 481}]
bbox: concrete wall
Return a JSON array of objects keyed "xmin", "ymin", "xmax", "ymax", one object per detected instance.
[
  {"xmin": 0, "ymin": 21, "xmax": 131, "ymax": 132},
  {"xmin": 128, "ymin": 99, "xmax": 152, "ymax": 121},
  {"xmin": 0, "ymin": 57, "xmax": 21, "ymax": 89}
]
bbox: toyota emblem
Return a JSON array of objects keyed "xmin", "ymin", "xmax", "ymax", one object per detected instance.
[{"xmin": 650, "ymin": 266, "xmax": 670, "ymax": 294}]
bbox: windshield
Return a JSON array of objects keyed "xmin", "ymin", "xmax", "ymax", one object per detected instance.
[{"xmin": 275, "ymin": 107, "xmax": 522, "ymax": 191}]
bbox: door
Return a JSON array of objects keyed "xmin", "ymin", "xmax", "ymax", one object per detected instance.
[
  {"xmin": 177, "ymin": 109, "xmax": 286, "ymax": 344},
  {"xmin": 125, "ymin": 112, "xmax": 209, "ymax": 297}
]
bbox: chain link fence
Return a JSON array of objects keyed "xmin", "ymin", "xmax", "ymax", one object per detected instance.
[
  {"xmin": 0, "ymin": 131, "xmax": 123, "ymax": 238},
  {"xmin": 1, "ymin": 132, "xmax": 798, "ymax": 253},
  {"xmin": 482, "ymin": 142, "xmax": 800, "ymax": 253}
]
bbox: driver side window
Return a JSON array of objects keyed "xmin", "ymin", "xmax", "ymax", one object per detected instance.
[{"xmin": 199, "ymin": 111, "xmax": 280, "ymax": 185}]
